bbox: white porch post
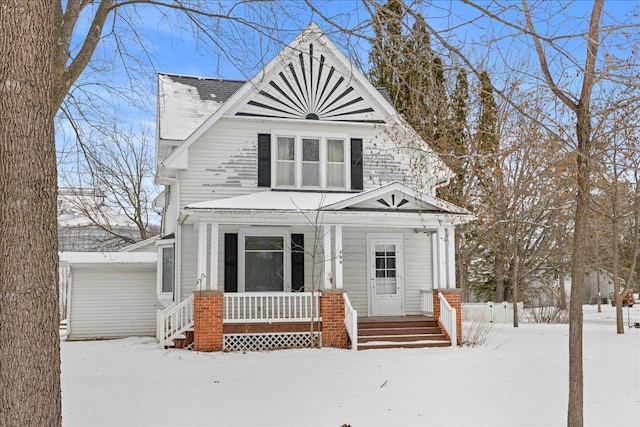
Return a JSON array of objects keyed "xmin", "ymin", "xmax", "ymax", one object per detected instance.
[
  {"xmin": 323, "ymin": 224, "xmax": 333, "ymax": 288},
  {"xmin": 334, "ymin": 225, "xmax": 343, "ymax": 289},
  {"xmin": 209, "ymin": 223, "xmax": 219, "ymax": 290},
  {"xmin": 196, "ymin": 222, "xmax": 207, "ymax": 290},
  {"xmin": 435, "ymin": 228, "xmax": 447, "ymax": 288},
  {"xmin": 446, "ymin": 227, "xmax": 456, "ymax": 289},
  {"xmin": 431, "ymin": 231, "xmax": 439, "ymax": 289}
]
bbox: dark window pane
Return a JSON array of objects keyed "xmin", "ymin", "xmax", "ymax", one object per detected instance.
[
  {"xmin": 302, "ymin": 138, "xmax": 319, "ymax": 161},
  {"xmin": 161, "ymin": 246, "xmax": 174, "ymax": 293},
  {"xmin": 245, "ymin": 236, "xmax": 283, "ymax": 251},
  {"xmin": 245, "ymin": 252, "xmax": 284, "ymax": 291}
]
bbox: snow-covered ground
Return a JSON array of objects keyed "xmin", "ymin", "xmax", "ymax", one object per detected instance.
[{"xmin": 61, "ymin": 305, "xmax": 640, "ymax": 426}]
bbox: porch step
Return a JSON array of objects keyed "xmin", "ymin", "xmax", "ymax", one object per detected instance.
[
  {"xmin": 170, "ymin": 330, "xmax": 194, "ymax": 349},
  {"xmin": 357, "ymin": 317, "xmax": 451, "ymax": 350}
]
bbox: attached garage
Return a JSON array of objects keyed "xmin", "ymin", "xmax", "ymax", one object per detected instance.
[{"xmin": 61, "ymin": 252, "xmax": 159, "ymax": 340}]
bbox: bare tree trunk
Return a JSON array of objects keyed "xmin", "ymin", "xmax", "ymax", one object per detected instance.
[
  {"xmin": 0, "ymin": 2, "xmax": 61, "ymax": 426},
  {"xmin": 558, "ymin": 260, "xmax": 567, "ymax": 310},
  {"xmin": 611, "ymin": 214, "xmax": 624, "ymax": 333},
  {"xmin": 568, "ymin": 114, "xmax": 590, "ymax": 427},
  {"xmin": 511, "ymin": 251, "xmax": 519, "ymax": 327}
]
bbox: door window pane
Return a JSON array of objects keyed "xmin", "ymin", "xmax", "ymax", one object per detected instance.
[{"xmin": 374, "ymin": 244, "xmax": 397, "ymax": 295}]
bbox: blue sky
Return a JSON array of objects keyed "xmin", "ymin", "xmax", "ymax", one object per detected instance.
[{"xmin": 58, "ymin": 0, "xmax": 639, "ymax": 162}]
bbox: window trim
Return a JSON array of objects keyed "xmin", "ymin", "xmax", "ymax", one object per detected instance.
[
  {"xmin": 156, "ymin": 238, "xmax": 175, "ymax": 301},
  {"xmin": 271, "ymin": 130, "xmax": 350, "ymax": 190},
  {"xmin": 238, "ymin": 227, "xmax": 291, "ymax": 292}
]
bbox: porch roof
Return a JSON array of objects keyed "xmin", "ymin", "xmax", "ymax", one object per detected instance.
[
  {"xmin": 186, "ymin": 182, "xmax": 469, "ymax": 213},
  {"xmin": 182, "ymin": 182, "xmax": 474, "ymax": 228}
]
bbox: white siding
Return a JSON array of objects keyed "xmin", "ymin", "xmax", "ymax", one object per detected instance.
[
  {"xmin": 180, "ymin": 225, "xmax": 198, "ymax": 299},
  {"xmin": 341, "ymin": 227, "xmax": 432, "ymax": 316},
  {"xmin": 67, "ymin": 264, "xmax": 159, "ymax": 340},
  {"xmin": 163, "ymin": 183, "xmax": 180, "ymax": 236},
  {"xmin": 176, "ymin": 223, "xmax": 434, "ymax": 313},
  {"xmin": 177, "ymin": 117, "xmax": 430, "ymax": 207}
]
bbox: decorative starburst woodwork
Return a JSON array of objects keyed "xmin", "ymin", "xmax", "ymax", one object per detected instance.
[{"xmin": 236, "ymin": 44, "xmax": 383, "ymax": 123}]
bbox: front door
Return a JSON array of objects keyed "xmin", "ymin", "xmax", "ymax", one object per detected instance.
[{"xmin": 368, "ymin": 236, "xmax": 404, "ymax": 316}]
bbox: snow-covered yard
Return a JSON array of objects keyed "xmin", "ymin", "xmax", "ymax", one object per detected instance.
[{"xmin": 61, "ymin": 305, "xmax": 640, "ymax": 426}]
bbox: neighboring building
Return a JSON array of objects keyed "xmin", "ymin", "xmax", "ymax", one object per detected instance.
[
  {"xmin": 64, "ymin": 24, "xmax": 474, "ymax": 350},
  {"xmin": 58, "ymin": 188, "xmax": 146, "ymax": 251},
  {"xmin": 583, "ymin": 268, "xmax": 621, "ymax": 305}
]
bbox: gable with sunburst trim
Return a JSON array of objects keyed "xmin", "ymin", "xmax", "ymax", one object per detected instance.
[
  {"xmin": 234, "ymin": 35, "xmax": 386, "ymax": 123},
  {"xmin": 321, "ymin": 183, "xmax": 470, "ymax": 214}
]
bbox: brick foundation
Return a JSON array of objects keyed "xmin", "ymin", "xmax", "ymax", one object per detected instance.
[
  {"xmin": 320, "ymin": 289, "xmax": 349, "ymax": 349},
  {"xmin": 193, "ymin": 290, "xmax": 224, "ymax": 352},
  {"xmin": 432, "ymin": 289, "xmax": 462, "ymax": 345}
]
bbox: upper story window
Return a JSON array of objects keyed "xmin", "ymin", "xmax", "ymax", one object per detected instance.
[
  {"xmin": 274, "ymin": 134, "xmax": 347, "ymax": 189},
  {"xmin": 257, "ymin": 133, "xmax": 362, "ymax": 191}
]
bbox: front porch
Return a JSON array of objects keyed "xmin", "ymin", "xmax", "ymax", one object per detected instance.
[{"xmin": 157, "ymin": 288, "xmax": 462, "ymax": 351}]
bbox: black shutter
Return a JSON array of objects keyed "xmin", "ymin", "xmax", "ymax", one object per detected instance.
[
  {"xmin": 224, "ymin": 233, "xmax": 238, "ymax": 292},
  {"xmin": 350, "ymin": 138, "xmax": 363, "ymax": 190},
  {"xmin": 291, "ymin": 234, "xmax": 304, "ymax": 292},
  {"xmin": 258, "ymin": 133, "xmax": 271, "ymax": 187}
]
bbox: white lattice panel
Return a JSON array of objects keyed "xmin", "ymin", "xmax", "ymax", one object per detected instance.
[{"xmin": 224, "ymin": 332, "xmax": 321, "ymax": 352}]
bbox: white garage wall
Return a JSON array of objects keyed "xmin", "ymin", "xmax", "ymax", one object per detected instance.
[{"xmin": 67, "ymin": 264, "xmax": 160, "ymax": 340}]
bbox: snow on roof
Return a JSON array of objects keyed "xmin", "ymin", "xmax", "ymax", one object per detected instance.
[
  {"xmin": 184, "ymin": 182, "xmax": 472, "ymax": 215},
  {"xmin": 59, "ymin": 252, "xmax": 157, "ymax": 264},
  {"xmin": 158, "ymin": 73, "xmax": 244, "ymax": 142}
]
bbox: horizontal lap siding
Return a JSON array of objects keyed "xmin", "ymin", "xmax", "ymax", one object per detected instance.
[
  {"xmin": 341, "ymin": 228, "xmax": 368, "ymax": 314},
  {"xmin": 178, "ymin": 118, "xmax": 426, "ymax": 207},
  {"xmin": 179, "ymin": 119, "xmax": 262, "ymax": 206},
  {"xmin": 163, "ymin": 182, "xmax": 180, "ymax": 235},
  {"xmin": 404, "ymin": 231, "xmax": 433, "ymax": 314},
  {"xmin": 68, "ymin": 266, "xmax": 159, "ymax": 340},
  {"xmin": 180, "ymin": 226, "xmax": 198, "ymax": 300}
]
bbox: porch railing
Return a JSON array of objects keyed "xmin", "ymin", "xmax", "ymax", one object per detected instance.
[
  {"xmin": 438, "ymin": 292, "xmax": 457, "ymax": 347},
  {"xmin": 224, "ymin": 292, "xmax": 320, "ymax": 323},
  {"xmin": 420, "ymin": 289, "xmax": 434, "ymax": 316},
  {"xmin": 343, "ymin": 293, "xmax": 358, "ymax": 351},
  {"xmin": 157, "ymin": 294, "xmax": 194, "ymax": 348}
]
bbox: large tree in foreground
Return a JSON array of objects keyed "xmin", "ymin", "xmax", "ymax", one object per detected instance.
[
  {"xmin": 1, "ymin": 1, "xmax": 301, "ymax": 424},
  {"xmin": 0, "ymin": 2, "xmax": 60, "ymax": 425}
]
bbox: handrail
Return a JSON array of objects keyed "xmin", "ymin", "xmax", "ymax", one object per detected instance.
[
  {"xmin": 420, "ymin": 289, "xmax": 434, "ymax": 316},
  {"xmin": 438, "ymin": 292, "xmax": 457, "ymax": 347},
  {"xmin": 224, "ymin": 292, "xmax": 320, "ymax": 323},
  {"xmin": 157, "ymin": 294, "xmax": 194, "ymax": 347},
  {"xmin": 343, "ymin": 293, "xmax": 358, "ymax": 351}
]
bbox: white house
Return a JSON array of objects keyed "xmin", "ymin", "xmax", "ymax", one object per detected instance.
[{"xmin": 65, "ymin": 24, "xmax": 474, "ymax": 350}]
